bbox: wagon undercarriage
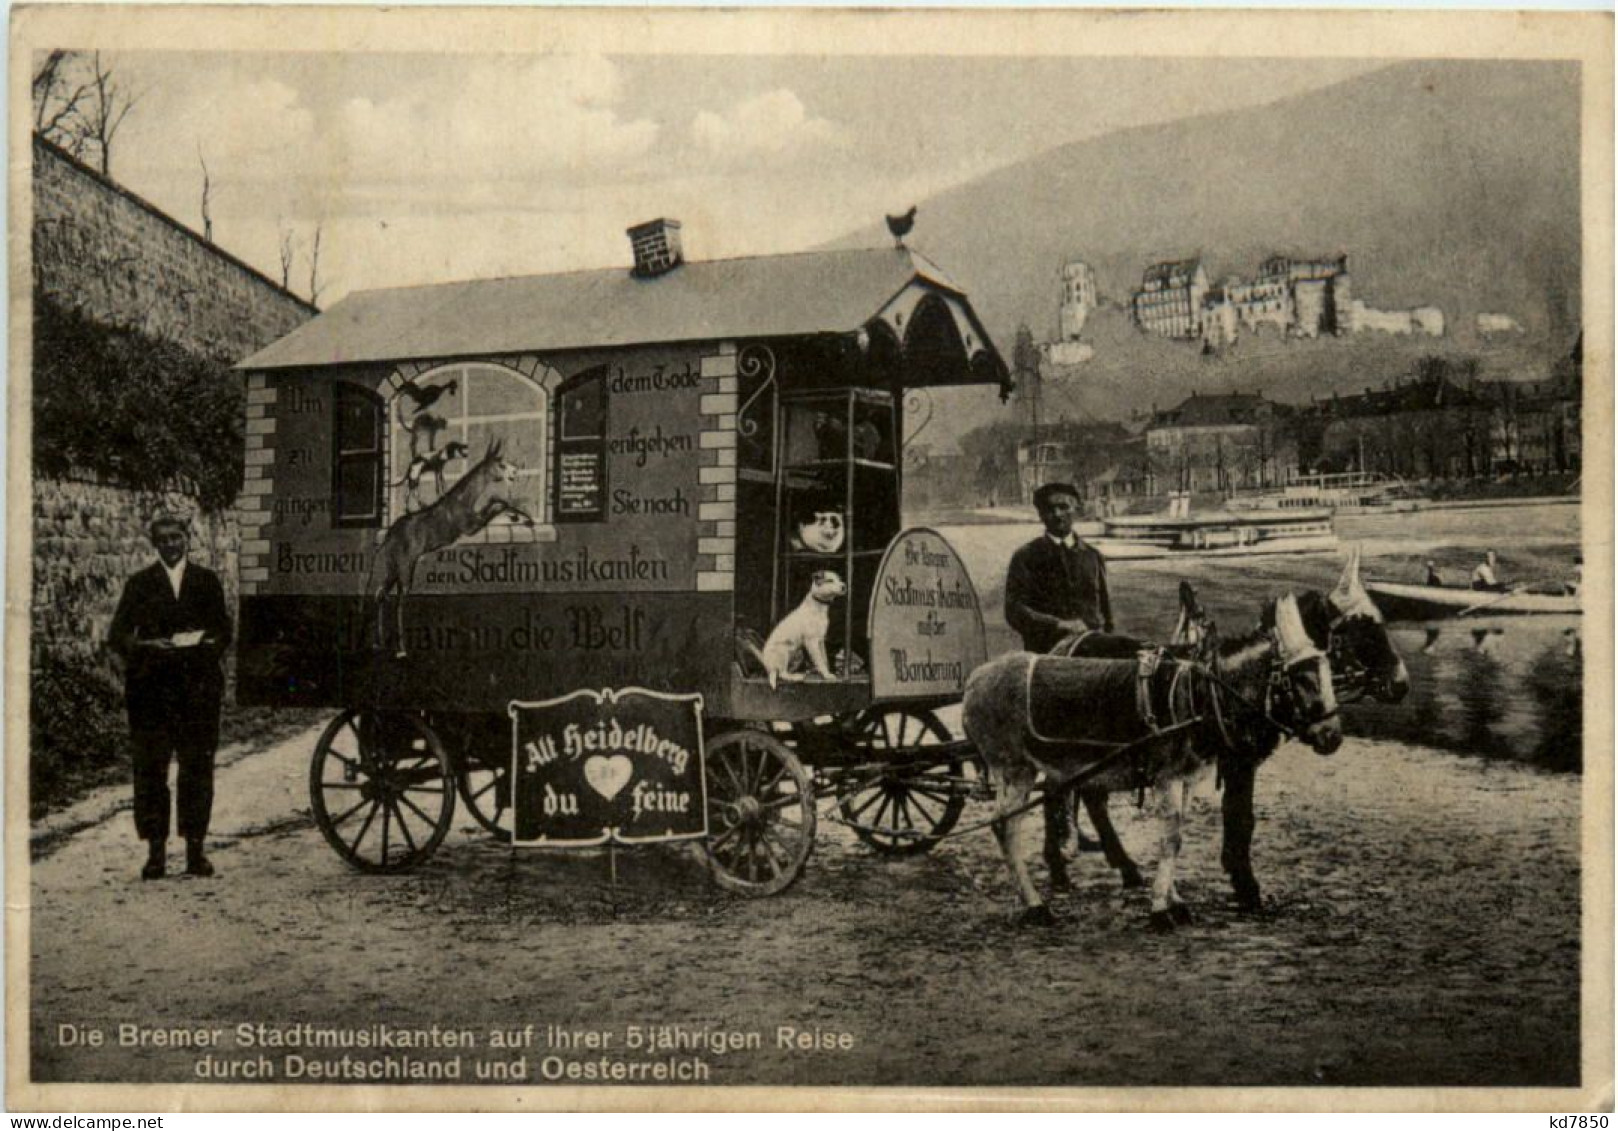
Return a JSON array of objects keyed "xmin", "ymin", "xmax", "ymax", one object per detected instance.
[{"xmin": 306, "ymin": 703, "xmax": 982, "ymax": 894}]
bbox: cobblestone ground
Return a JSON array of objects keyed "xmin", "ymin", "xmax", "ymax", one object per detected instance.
[{"xmin": 29, "ymin": 724, "xmax": 1581, "ymax": 1090}]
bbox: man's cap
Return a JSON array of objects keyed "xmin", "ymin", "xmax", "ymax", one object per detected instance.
[
  {"xmin": 148, "ymin": 509, "xmax": 192, "ymax": 536},
  {"xmin": 1033, "ymin": 482, "xmax": 1081, "ymax": 509}
]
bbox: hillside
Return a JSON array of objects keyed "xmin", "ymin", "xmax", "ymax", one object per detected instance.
[{"xmin": 829, "ymin": 59, "xmax": 1582, "ymax": 426}]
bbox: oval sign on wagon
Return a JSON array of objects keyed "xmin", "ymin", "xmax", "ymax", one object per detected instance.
[{"xmin": 867, "ymin": 527, "xmax": 987, "ymax": 700}]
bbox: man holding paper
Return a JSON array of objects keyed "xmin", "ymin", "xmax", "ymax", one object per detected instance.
[{"xmin": 108, "ymin": 512, "xmax": 233, "ymax": 880}]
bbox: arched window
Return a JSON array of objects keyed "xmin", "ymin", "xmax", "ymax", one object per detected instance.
[{"xmin": 386, "ymin": 362, "xmax": 552, "ymax": 542}]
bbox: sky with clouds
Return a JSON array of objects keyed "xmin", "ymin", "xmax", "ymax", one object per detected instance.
[{"xmin": 96, "ymin": 51, "xmax": 1388, "ymax": 306}]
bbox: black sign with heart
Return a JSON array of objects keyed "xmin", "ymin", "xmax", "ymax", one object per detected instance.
[{"xmin": 508, "ymin": 688, "xmax": 707, "ymax": 845}]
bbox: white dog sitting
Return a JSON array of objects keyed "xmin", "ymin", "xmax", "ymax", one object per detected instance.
[{"xmin": 756, "ymin": 570, "xmax": 847, "ymax": 688}]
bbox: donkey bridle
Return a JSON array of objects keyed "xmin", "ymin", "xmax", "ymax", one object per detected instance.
[{"xmin": 1200, "ymin": 643, "xmax": 1338, "ymax": 750}]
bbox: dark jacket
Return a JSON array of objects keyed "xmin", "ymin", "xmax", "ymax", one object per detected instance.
[
  {"xmin": 108, "ymin": 560, "xmax": 232, "ymax": 732},
  {"xmin": 1004, "ymin": 535, "xmax": 1113, "ymax": 653}
]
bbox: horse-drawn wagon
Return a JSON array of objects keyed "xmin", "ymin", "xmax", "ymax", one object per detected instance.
[{"xmin": 235, "ymin": 221, "xmax": 1011, "ymax": 894}]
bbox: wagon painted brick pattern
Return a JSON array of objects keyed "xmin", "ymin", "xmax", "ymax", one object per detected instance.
[
  {"xmin": 237, "ymin": 379, "xmax": 279, "ymax": 595},
  {"xmin": 699, "ymin": 482, "xmax": 738, "ymax": 504},
  {"xmin": 695, "ymin": 342, "xmax": 737, "ymax": 579},
  {"xmin": 701, "ymin": 352, "xmax": 738, "ymax": 379}
]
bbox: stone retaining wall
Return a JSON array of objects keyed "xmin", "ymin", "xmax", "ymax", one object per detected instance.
[{"xmin": 32, "ymin": 135, "xmax": 314, "ymax": 362}]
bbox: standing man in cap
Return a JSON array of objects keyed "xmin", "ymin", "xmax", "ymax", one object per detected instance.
[
  {"xmin": 1005, "ymin": 481, "xmax": 1114, "ymax": 655},
  {"xmin": 108, "ymin": 512, "xmax": 232, "ymax": 880},
  {"xmin": 1005, "ymin": 481, "xmax": 1118, "ymax": 854}
]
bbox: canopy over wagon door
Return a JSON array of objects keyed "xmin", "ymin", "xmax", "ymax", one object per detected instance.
[{"xmin": 867, "ymin": 280, "xmax": 1009, "ymax": 395}]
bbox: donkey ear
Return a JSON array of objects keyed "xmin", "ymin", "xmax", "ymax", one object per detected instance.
[
  {"xmin": 1274, "ymin": 592, "xmax": 1324, "ymax": 661},
  {"xmin": 1329, "ymin": 545, "xmax": 1360, "ymax": 605},
  {"xmin": 1273, "ymin": 592, "xmax": 1302, "ymax": 645},
  {"xmin": 1330, "ymin": 543, "xmax": 1381, "ymax": 621}
]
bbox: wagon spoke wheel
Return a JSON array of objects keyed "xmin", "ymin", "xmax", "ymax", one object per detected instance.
[
  {"xmin": 703, "ymin": 730, "xmax": 816, "ymax": 897},
  {"xmin": 456, "ymin": 749, "xmax": 514, "ymax": 843},
  {"xmin": 310, "ymin": 709, "xmax": 454, "ymax": 873},
  {"xmin": 837, "ymin": 706, "xmax": 966, "ymax": 856}
]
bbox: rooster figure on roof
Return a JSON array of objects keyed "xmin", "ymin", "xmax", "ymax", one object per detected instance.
[{"xmin": 886, "ymin": 206, "xmax": 917, "ymax": 248}]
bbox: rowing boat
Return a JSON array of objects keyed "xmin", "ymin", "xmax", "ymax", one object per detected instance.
[{"xmin": 1365, "ymin": 580, "xmax": 1581, "ymax": 620}]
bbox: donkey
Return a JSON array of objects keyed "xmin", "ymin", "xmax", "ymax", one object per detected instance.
[
  {"xmin": 1037, "ymin": 581, "xmax": 1215, "ymax": 892},
  {"xmin": 962, "ymin": 593, "xmax": 1342, "ymax": 931},
  {"xmin": 1051, "ymin": 547, "xmax": 1410, "ymax": 911},
  {"xmin": 366, "ymin": 438, "xmax": 535, "ymax": 655}
]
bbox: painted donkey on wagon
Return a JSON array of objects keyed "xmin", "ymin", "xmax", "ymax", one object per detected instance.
[
  {"xmin": 366, "ymin": 438, "xmax": 537, "ymax": 655},
  {"xmin": 962, "ymin": 591, "xmax": 1343, "ymax": 931},
  {"xmin": 1047, "ymin": 548, "xmax": 1409, "ymax": 912}
]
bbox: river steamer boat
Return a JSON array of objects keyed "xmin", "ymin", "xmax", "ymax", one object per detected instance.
[
  {"xmin": 1226, "ymin": 471, "xmax": 1425, "ymax": 515},
  {"xmin": 1091, "ymin": 508, "xmax": 1339, "ymax": 561}
]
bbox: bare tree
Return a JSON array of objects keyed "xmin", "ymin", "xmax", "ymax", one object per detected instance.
[
  {"xmin": 32, "ymin": 50, "xmax": 91, "ymax": 153},
  {"xmin": 306, "ymin": 223, "xmax": 325, "ymax": 305},
  {"xmin": 278, "ymin": 224, "xmax": 297, "ymax": 290},
  {"xmin": 198, "ymin": 144, "xmax": 213, "ymax": 242},
  {"xmin": 82, "ymin": 52, "xmax": 141, "ymax": 176}
]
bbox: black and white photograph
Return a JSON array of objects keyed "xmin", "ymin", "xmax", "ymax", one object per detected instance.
[{"xmin": 8, "ymin": 5, "xmax": 1612, "ymax": 1111}]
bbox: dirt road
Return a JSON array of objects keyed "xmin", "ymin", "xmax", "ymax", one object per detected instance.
[{"xmin": 28, "ymin": 721, "xmax": 1581, "ymax": 1090}]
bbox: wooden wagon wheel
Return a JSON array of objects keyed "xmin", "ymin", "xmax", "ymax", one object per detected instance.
[
  {"xmin": 310, "ymin": 709, "xmax": 455, "ymax": 872},
  {"xmin": 836, "ymin": 706, "xmax": 967, "ymax": 856},
  {"xmin": 455, "ymin": 748, "xmax": 514, "ymax": 843},
  {"xmin": 703, "ymin": 729, "xmax": 817, "ymax": 897}
]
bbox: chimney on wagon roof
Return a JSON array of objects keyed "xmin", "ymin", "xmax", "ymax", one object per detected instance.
[{"xmin": 627, "ymin": 218, "xmax": 684, "ymax": 278}]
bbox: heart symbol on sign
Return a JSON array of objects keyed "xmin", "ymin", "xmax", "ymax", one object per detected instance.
[{"xmin": 583, "ymin": 754, "xmax": 633, "ymax": 801}]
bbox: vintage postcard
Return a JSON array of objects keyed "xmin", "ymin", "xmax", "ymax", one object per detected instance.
[{"xmin": 7, "ymin": 5, "xmax": 1612, "ymax": 1112}]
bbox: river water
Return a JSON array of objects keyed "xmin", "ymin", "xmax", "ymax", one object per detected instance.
[{"xmin": 934, "ymin": 500, "xmax": 1582, "ymax": 770}]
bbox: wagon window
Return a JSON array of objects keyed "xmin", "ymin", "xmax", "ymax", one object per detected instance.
[
  {"xmin": 387, "ymin": 362, "xmax": 551, "ymax": 542},
  {"xmin": 555, "ymin": 366, "xmax": 609, "ymax": 522},
  {"xmin": 332, "ymin": 383, "xmax": 384, "ymax": 527}
]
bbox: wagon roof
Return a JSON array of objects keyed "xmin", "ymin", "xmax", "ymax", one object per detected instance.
[{"xmin": 238, "ymin": 246, "xmax": 995, "ymax": 372}]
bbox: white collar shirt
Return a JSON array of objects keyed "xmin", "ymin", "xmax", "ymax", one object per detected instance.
[
  {"xmin": 163, "ymin": 558, "xmax": 187, "ymax": 600},
  {"xmin": 1046, "ymin": 532, "xmax": 1078, "ymax": 550}
]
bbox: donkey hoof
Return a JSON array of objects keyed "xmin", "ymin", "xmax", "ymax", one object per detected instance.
[
  {"xmin": 1076, "ymin": 836, "xmax": 1105, "ymax": 854},
  {"xmin": 1048, "ymin": 871, "xmax": 1074, "ymax": 894},
  {"xmin": 1147, "ymin": 910, "xmax": 1176, "ymax": 934},
  {"xmin": 1018, "ymin": 905, "xmax": 1058, "ymax": 928},
  {"xmin": 1121, "ymin": 866, "xmax": 1146, "ymax": 890},
  {"xmin": 1170, "ymin": 903, "xmax": 1195, "ymax": 926}
]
